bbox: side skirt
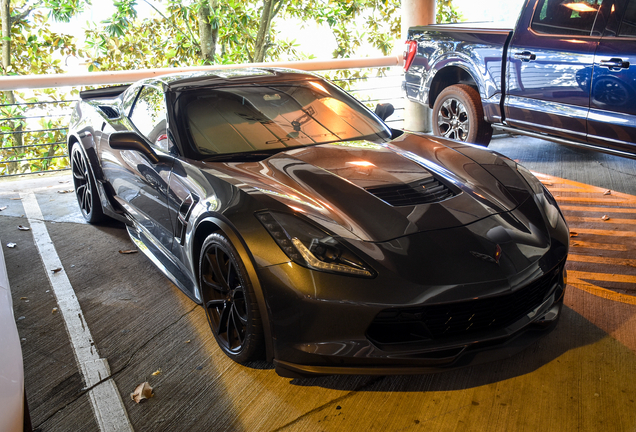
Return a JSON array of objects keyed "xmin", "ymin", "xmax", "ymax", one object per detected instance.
[{"xmin": 126, "ymin": 222, "xmax": 200, "ymax": 304}]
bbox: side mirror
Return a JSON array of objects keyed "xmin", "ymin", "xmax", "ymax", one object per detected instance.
[
  {"xmin": 374, "ymin": 103, "xmax": 395, "ymax": 121},
  {"xmin": 109, "ymin": 131, "xmax": 160, "ymax": 164}
]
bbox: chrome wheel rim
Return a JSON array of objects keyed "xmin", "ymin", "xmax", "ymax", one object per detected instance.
[
  {"xmin": 71, "ymin": 149, "xmax": 93, "ymax": 217},
  {"xmin": 201, "ymin": 244, "xmax": 248, "ymax": 353},
  {"xmin": 438, "ymin": 98, "xmax": 470, "ymax": 141}
]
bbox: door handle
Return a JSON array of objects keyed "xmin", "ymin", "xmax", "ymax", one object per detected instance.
[
  {"xmin": 513, "ymin": 51, "xmax": 536, "ymax": 62},
  {"xmin": 599, "ymin": 58, "xmax": 630, "ymax": 71}
]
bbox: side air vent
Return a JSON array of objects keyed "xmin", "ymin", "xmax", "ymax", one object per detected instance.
[
  {"xmin": 98, "ymin": 105, "xmax": 120, "ymax": 119},
  {"xmin": 365, "ymin": 176, "xmax": 457, "ymax": 206}
]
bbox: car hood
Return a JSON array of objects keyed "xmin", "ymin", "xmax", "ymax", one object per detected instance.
[{"xmin": 206, "ymin": 133, "xmax": 529, "ymax": 242}]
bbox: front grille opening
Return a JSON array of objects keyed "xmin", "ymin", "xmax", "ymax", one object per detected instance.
[
  {"xmin": 365, "ymin": 175, "xmax": 457, "ymax": 206},
  {"xmin": 367, "ymin": 264, "xmax": 563, "ymax": 348}
]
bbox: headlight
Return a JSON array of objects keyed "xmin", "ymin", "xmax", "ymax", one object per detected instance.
[
  {"xmin": 516, "ymin": 164, "xmax": 560, "ymax": 229},
  {"xmin": 256, "ymin": 211, "xmax": 375, "ymax": 277}
]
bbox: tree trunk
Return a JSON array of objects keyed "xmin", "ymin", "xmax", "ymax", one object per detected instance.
[
  {"xmin": 254, "ymin": 0, "xmax": 275, "ymax": 62},
  {"xmin": 197, "ymin": 0, "xmax": 219, "ymax": 64},
  {"xmin": 1, "ymin": 0, "xmax": 13, "ymax": 103}
]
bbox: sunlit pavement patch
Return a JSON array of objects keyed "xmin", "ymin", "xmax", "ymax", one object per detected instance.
[{"xmin": 534, "ymin": 172, "xmax": 636, "ymax": 305}]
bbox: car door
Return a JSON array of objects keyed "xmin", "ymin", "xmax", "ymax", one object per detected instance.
[
  {"xmin": 114, "ymin": 84, "xmax": 175, "ymax": 250},
  {"xmin": 587, "ymin": 0, "xmax": 636, "ymax": 153},
  {"xmin": 505, "ymin": 0, "xmax": 607, "ymax": 142}
]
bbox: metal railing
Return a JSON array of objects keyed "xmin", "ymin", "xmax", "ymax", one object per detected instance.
[{"xmin": 0, "ymin": 56, "xmax": 405, "ymax": 177}]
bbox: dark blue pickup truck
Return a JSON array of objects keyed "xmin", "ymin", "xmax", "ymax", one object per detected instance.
[{"xmin": 403, "ymin": 0, "xmax": 636, "ymax": 158}]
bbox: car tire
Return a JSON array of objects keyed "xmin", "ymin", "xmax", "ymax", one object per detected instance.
[
  {"xmin": 199, "ymin": 233, "xmax": 264, "ymax": 363},
  {"xmin": 70, "ymin": 144, "xmax": 105, "ymax": 223},
  {"xmin": 432, "ymin": 84, "xmax": 493, "ymax": 146}
]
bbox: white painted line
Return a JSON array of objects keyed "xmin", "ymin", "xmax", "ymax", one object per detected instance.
[{"xmin": 21, "ymin": 192, "xmax": 134, "ymax": 432}]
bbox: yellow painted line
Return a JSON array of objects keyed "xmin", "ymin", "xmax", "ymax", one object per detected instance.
[
  {"xmin": 569, "ymin": 254, "xmax": 636, "ymax": 268},
  {"xmin": 548, "ymin": 187, "xmax": 612, "ymax": 193},
  {"xmin": 570, "ymin": 241, "xmax": 628, "ymax": 251},
  {"xmin": 553, "ymin": 196, "xmax": 633, "ymax": 204},
  {"xmin": 568, "ymin": 278, "xmax": 636, "ymax": 306},
  {"xmin": 567, "ymin": 216, "xmax": 636, "ymax": 225},
  {"xmin": 569, "ymin": 228, "xmax": 636, "ymax": 237},
  {"xmin": 560, "ymin": 205, "xmax": 636, "ymax": 213},
  {"xmin": 533, "ymin": 173, "xmax": 636, "ymax": 304},
  {"xmin": 568, "ymin": 270, "xmax": 636, "ymax": 284}
]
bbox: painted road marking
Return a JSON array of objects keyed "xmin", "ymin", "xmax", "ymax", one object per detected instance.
[
  {"xmin": 537, "ymin": 173, "xmax": 636, "ymax": 305},
  {"xmin": 559, "ymin": 205, "xmax": 636, "ymax": 214},
  {"xmin": 569, "ymin": 254, "xmax": 636, "ymax": 268},
  {"xmin": 569, "ymin": 241, "xmax": 628, "ymax": 251},
  {"xmin": 20, "ymin": 192, "xmax": 134, "ymax": 432}
]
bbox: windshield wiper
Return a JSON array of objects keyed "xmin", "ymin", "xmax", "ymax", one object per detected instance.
[{"xmin": 203, "ymin": 150, "xmax": 283, "ymax": 162}]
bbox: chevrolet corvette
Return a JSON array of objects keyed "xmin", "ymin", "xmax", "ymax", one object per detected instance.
[{"xmin": 67, "ymin": 68, "xmax": 569, "ymax": 377}]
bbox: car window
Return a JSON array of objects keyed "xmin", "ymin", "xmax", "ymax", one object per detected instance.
[
  {"xmin": 619, "ymin": 0, "xmax": 636, "ymax": 36},
  {"xmin": 129, "ymin": 86, "xmax": 169, "ymax": 151},
  {"xmin": 180, "ymin": 81, "xmax": 391, "ymax": 157},
  {"xmin": 531, "ymin": 0, "xmax": 603, "ymax": 36}
]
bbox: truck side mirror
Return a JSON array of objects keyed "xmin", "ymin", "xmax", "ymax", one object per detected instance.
[
  {"xmin": 109, "ymin": 131, "xmax": 160, "ymax": 164},
  {"xmin": 374, "ymin": 103, "xmax": 395, "ymax": 121}
]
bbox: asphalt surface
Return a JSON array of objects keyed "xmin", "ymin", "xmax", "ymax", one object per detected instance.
[{"xmin": 1, "ymin": 135, "xmax": 636, "ymax": 432}]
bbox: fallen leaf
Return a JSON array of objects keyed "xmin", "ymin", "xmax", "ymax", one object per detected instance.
[
  {"xmin": 58, "ymin": 180, "xmax": 70, "ymax": 184},
  {"xmin": 17, "ymin": 225, "xmax": 30, "ymax": 231},
  {"xmin": 10, "ymin": 198, "xmax": 21, "ymax": 200},
  {"xmin": 130, "ymin": 382, "xmax": 154, "ymax": 404},
  {"xmin": 571, "ymin": 242, "xmax": 580, "ymax": 247},
  {"xmin": 569, "ymin": 232, "xmax": 578, "ymax": 237},
  {"xmin": 119, "ymin": 249, "xmax": 138, "ymax": 254},
  {"xmin": 151, "ymin": 369, "xmax": 162, "ymax": 376},
  {"xmin": 57, "ymin": 189, "xmax": 74, "ymax": 194},
  {"xmin": 52, "ymin": 268, "xmax": 62, "ymax": 273},
  {"xmin": 20, "ymin": 297, "xmax": 27, "ymax": 300},
  {"xmin": 0, "ymin": 206, "xmax": 7, "ymax": 211},
  {"xmin": 185, "ymin": 340, "xmax": 191, "ymax": 343},
  {"xmin": 52, "ymin": 308, "xmax": 58, "ymax": 314},
  {"xmin": 6, "ymin": 243, "xmax": 16, "ymax": 248},
  {"xmin": 601, "ymin": 215, "xmax": 610, "ymax": 221},
  {"xmin": 604, "ymin": 190, "xmax": 612, "ymax": 195}
]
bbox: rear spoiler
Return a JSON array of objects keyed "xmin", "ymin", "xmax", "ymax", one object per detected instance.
[{"xmin": 79, "ymin": 85, "xmax": 130, "ymax": 100}]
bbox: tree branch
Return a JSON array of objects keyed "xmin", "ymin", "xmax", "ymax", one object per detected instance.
[
  {"xmin": 10, "ymin": 1, "xmax": 42, "ymax": 25},
  {"xmin": 141, "ymin": 0, "xmax": 200, "ymax": 50}
]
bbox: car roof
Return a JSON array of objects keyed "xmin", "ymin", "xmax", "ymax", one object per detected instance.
[{"xmin": 147, "ymin": 68, "xmax": 320, "ymax": 91}]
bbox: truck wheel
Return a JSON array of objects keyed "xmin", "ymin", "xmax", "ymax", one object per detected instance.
[{"xmin": 432, "ymin": 84, "xmax": 493, "ymax": 146}]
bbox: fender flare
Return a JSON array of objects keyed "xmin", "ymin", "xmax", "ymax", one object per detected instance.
[{"xmin": 193, "ymin": 215, "xmax": 275, "ymax": 362}]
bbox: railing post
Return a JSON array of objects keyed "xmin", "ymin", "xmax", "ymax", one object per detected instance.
[{"xmin": 402, "ymin": 0, "xmax": 435, "ymax": 133}]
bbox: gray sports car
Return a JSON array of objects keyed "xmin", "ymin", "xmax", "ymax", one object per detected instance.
[{"xmin": 68, "ymin": 68, "xmax": 569, "ymax": 377}]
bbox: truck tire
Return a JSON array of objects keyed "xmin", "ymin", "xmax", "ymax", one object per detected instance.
[{"xmin": 432, "ymin": 84, "xmax": 493, "ymax": 146}]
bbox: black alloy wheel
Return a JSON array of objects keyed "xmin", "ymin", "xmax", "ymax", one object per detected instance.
[
  {"xmin": 199, "ymin": 233, "xmax": 263, "ymax": 363},
  {"xmin": 71, "ymin": 144, "xmax": 105, "ymax": 223},
  {"xmin": 432, "ymin": 84, "xmax": 493, "ymax": 146}
]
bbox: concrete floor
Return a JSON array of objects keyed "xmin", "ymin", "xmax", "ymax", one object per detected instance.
[{"xmin": 1, "ymin": 136, "xmax": 636, "ymax": 432}]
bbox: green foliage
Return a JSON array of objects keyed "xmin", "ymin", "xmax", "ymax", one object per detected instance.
[
  {"xmin": 437, "ymin": 0, "xmax": 463, "ymax": 23},
  {"xmin": 1, "ymin": 5, "xmax": 80, "ymax": 175}
]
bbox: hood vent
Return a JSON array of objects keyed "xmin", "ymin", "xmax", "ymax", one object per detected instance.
[
  {"xmin": 98, "ymin": 105, "xmax": 120, "ymax": 119},
  {"xmin": 365, "ymin": 176, "xmax": 456, "ymax": 207}
]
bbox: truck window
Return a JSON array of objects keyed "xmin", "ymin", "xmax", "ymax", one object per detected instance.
[
  {"xmin": 531, "ymin": 0, "xmax": 602, "ymax": 36},
  {"xmin": 618, "ymin": 0, "xmax": 636, "ymax": 36}
]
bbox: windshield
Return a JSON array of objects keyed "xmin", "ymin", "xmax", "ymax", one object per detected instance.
[{"xmin": 179, "ymin": 81, "xmax": 391, "ymax": 158}]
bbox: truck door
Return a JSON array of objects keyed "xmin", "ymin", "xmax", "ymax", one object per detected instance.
[
  {"xmin": 587, "ymin": 0, "xmax": 636, "ymax": 153},
  {"xmin": 505, "ymin": 0, "xmax": 606, "ymax": 141}
]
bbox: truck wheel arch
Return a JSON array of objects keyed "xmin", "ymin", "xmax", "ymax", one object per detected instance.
[{"xmin": 428, "ymin": 66, "xmax": 478, "ymax": 108}]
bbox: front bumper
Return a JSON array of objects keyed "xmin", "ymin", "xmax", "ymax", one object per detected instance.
[
  {"xmin": 274, "ymin": 297, "xmax": 563, "ymax": 378},
  {"xmin": 258, "ymin": 257, "xmax": 566, "ymax": 378}
]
